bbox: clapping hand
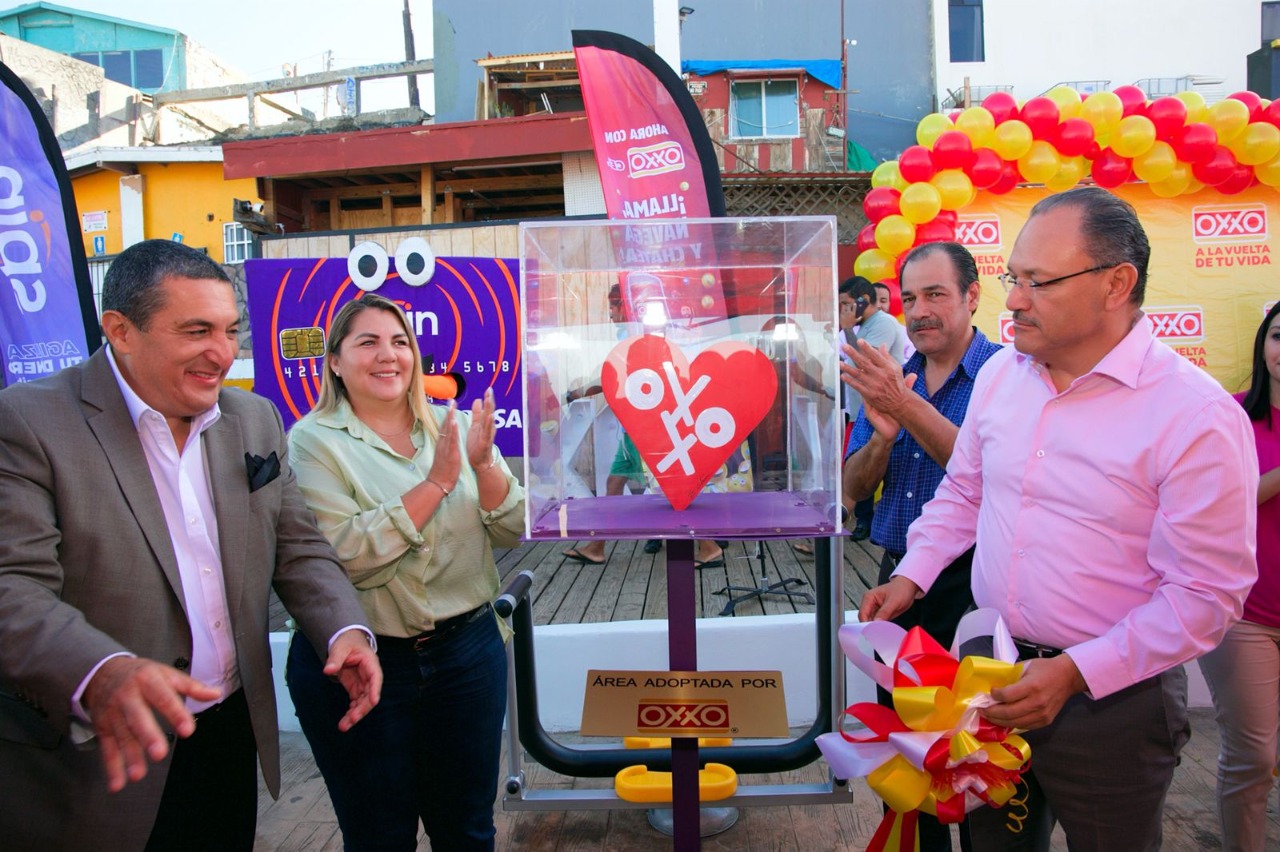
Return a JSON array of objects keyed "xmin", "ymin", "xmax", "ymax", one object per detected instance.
[
  {"xmin": 466, "ymin": 388, "xmax": 498, "ymax": 472},
  {"xmin": 427, "ymin": 402, "xmax": 461, "ymax": 491}
]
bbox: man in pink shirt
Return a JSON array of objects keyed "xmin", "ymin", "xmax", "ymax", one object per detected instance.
[{"xmin": 860, "ymin": 187, "xmax": 1258, "ymax": 850}]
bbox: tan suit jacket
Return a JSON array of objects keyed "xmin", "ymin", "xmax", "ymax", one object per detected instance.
[{"xmin": 0, "ymin": 350, "xmax": 369, "ymax": 850}]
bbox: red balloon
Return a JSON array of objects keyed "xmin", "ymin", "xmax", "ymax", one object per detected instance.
[
  {"xmin": 1090, "ymin": 150, "xmax": 1132, "ymax": 188},
  {"xmin": 932, "ymin": 131, "xmax": 976, "ymax": 170},
  {"xmin": 1191, "ymin": 145, "xmax": 1239, "ymax": 186},
  {"xmin": 1146, "ymin": 97, "xmax": 1189, "ymax": 141},
  {"xmin": 898, "ymin": 145, "xmax": 937, "ymax": 183},
  {"xmin": 863, "ymin": 187, "xmax": 902, "ymax": 224},
  {"xmin": 1083, "ymin": 141, "xmax": 1103, "ymax": 160},
  {"xmin": 965, "ymin": 148, "xmax": 1004, "ymax": 188},
  {"xmin": 1216, "ymin": 164, "xmax": 1256, "ymax": 195},
  {"xmin": 948, "ymin": 109, "xmax": 963, "ymax": 122},
  {"xmin": 856, "ymin": 223, "xmax": 878, "ymax": 253},
  {"xmin": 1172, "ymin": 122, "xmax": 1219, "ymax": 165},
  {"xmin": 981, "ymin": 91, "xmax": 1019, "ymax": 125},
  {"xmin": 1019, "ymin": 97, "xmax": 1060, "ymax": 140},
  {"xmin": 1264, "ymin": 100, "xmax": 1280, "ymax": 129},
  {"xmin": 914, "ymin": 218, "xmax": 957, "ymax": 244},
  {"xmin": 933, "ymin": 209, "xmax": 959, "ymax": 228},
  {"xmin": 1053, "ymin": 118, "xmax": 1095, "ymax": 157},
  {"xmin": 987, "ymin": 161, "xmax": 1021, "ymax": 194},
  {"xmin": 1112, "ymin": 85, "xmax": 1148, "ymax": 117},
  {"xmin": 1229, "ymin": 91, "xmax": 1264, "ymax": 122}
]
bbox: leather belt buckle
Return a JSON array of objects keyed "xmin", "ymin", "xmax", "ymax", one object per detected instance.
[{"xmin": 1013, "ymin": 638, "xmax": 1063, "ymax": 660}]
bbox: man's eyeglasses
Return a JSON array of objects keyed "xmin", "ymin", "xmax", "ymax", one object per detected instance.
[{"xmin": 997, "ymin": 264, "xmax": 1118, "ymax": 294}]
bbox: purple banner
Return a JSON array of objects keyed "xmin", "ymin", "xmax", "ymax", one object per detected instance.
[
  {"xmin": 246, "ymin": 255, "xmax": 524, "ymax": 456},
  {"xmin": 0, "ymin": 61, "xmax": 99, "ymax": 386}
]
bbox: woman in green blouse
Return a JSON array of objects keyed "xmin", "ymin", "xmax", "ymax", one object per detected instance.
[{"xmin": 285, "ymin": 293, "xmax": 524, "ymax": 851}]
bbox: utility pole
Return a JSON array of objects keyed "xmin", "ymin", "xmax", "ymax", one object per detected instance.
[
  {"xmin": 403, "ymin": 0, "xmax": 420, "ymax": 109},
  {"xmin": 323, "ymin": 50, "xmax": 334, "ymax": 118}
]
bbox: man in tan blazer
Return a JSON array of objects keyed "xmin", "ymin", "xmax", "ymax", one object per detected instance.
[{"xmin": 0, "ymin": 240, "xmax": 381, "ymax": 851}]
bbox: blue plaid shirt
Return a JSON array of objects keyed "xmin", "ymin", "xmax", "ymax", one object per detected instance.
[{"xmin": 845, "ymin": 328, "xmax": 1002, "ymax": 555}]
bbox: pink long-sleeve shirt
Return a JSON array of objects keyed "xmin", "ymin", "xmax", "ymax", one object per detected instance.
[{"xmin": 895, "ymin": 316, "xmax": 1258, "ymax": 699}]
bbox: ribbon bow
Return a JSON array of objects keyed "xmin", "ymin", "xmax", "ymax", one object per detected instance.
[{"xmin": 817, "ymin": 609, "xmax": 1031, "ymax": 851}]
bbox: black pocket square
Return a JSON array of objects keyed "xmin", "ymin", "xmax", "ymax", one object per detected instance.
[{"xmin": 245, "ymin": 451, "xmax": 281, "ymax": 493}]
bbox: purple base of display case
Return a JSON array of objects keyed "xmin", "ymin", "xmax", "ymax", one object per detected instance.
[{"xmin": 526, "ymin": 491, "xmax": 839, "ymax": 541}]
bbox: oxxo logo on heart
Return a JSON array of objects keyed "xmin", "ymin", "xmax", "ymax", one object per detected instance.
[{"xmin": 601, "ymin": 335, "xmax": 778, "ymax": 511}]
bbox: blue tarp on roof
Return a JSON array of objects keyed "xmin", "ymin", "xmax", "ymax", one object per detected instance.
[{"xmin": 682, "ymin": 59, "xmax": 842, "ymax": 92}]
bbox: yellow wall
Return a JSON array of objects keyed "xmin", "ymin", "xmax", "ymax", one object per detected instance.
[
  {"xmin": 71, "ymin": 161, "xmax": 260, "ymax": 264},
  {"xmin": 72, "ymin": 169, "xmax": 124, "ymax": 256}
]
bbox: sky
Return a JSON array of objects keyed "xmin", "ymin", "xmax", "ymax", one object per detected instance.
[{"xmin": 41, "ymin": 0, "xmax": 434, "ymax": 111}]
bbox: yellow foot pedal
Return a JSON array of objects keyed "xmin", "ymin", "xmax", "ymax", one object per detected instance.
[{"xmin": 614, "ymin": 763, "xmax": 738, "ymax": 803}]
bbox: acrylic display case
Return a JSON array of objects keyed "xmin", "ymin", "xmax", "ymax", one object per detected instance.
[{"xmin": 521, "ymin": 216, "xmax": 840, "ymax": 542}]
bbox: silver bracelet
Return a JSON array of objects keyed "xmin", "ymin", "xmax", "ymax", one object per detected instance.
[{"xmin": 427, "ymin": 478, "xmax": 450, "ymax": 498}]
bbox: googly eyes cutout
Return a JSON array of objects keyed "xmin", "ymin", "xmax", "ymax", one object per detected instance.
[
  {"xmin": 394, "ymin": 238, "xmax": 435, "ymax": 288},
  {"xmin": 348, "ymin": 241, "xmax": 389, "ymax": 291}
]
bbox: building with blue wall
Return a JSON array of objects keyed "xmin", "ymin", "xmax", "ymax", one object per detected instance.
[
  {"xmin": 0, "ymin": 2, "xmax": 186, "ymax": 93},
  {"xmin": 431, "ymin": 0, "xmax": 934, "ymax": 162}
]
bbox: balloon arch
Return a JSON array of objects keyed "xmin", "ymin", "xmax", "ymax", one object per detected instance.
[{"xmin": 855, "ymin": 86, "xmax": 1280, "ymax": 301}]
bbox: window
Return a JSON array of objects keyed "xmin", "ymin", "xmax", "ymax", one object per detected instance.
[
  {"xmin": 134, "ymin": 50, "xmax": 164, "ymax": 90},
  {"xmin": 1266, "ymin": 2, "xmax": 1280, "ymax": 42},
  {"xmin": 223, "ymin": 223, "xmax": 253, "ymax": 264},
  {"xmin": 730, "ymin": 79, "xmax": 799, "ymax": 139},
  {"xmin": 69, "ymin": 49, "xmax": 167, "ymax": 90},
  {"xmin": 949, "ymin": 0, "xmax": 985, "ymax": 63},
  {"xmin": 100, "ymin": 51, "xmax": 131, "ymax": 86}
]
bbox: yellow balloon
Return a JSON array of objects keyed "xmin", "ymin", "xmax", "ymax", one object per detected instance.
[
  {"xmin": 992, "ymin": 119, "xmax": 1034, "ymax": 160},
  {"xmin": 1173, "ymin": 91, "xmax": 1208, "ymax": 124},
  {"xmin": 1080, "ymin": 91, "xmax": 1124, "ymax": 137},
  {"xmin": 956, "ymin": 107, "xmax": 996, "ymax": 149},
  {"xmin": 1017, "ymin": 140, "xmax": 1061, "ymax": 184},
  {"xmin": 930, "ymin": 169, "xmax": 974, "ymax": 211},
  {"xmin": 1132, "ymin": 140, "xmax": 1177, "ymax": 183},
  {"xmin": 854, "ymin": 248, "xmax": 896, "ymax": 283},
  {"xmin": 1148, "ymin": 161, "xmax": 1192, "ymax": 197},
  {"xmin": 1231, "ymin": 121, "xmax": 1280, "ymax": 166},
  {"xmin": 1045, "ymin": 156, "xmax": 1086, "ymax": 191},
  {"xmin": 1045, "ymin": 86, "xmax": 1082, "ymax": 120},
  {"xmin": 1207, "ymin": 99, "xmax": 1251, "ymax": 145},
  {"xmin": 899, "ymin": 181, "xmax": 944, "ymax": 224},
  {"xmin": 917, "ymin": 113, "xmax": 954, "ymax": 148},
  {"xmin": 1255, "ymin": 151, "xmax": 1280, "ymax": 187},
  {"xmin": 875, "ymin": 214, "xmax": 916, "ymax": 256},
  {"xmin": 1183, "ymin": 178, "xmax": 1207, "ymax": 195},
  {"xmin": 1111, "ymin": 115, "xmax": 1157, "ymax": 158},
  {"xmin": 871, "ymin": 160, "xmax": 909, "ymax": 191}
]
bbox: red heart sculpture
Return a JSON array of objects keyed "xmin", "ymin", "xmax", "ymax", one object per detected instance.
[{"xmin": 601, "ymin": 334, "xmax": 778, "ymax": 511}]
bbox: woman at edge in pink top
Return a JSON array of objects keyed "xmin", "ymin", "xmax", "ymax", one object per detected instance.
[{"xmin": 1199, "ymin": 300, "xmax": 1280, "ymax": 852}]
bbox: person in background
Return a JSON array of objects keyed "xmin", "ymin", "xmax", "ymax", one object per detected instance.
[
  {"xmin": 842, "ymin": 241, "xmax": 999, "ymax": 852},
  {"xmin": 874, "ymin": 280, "xmax": 914, "ymax": 363},
  {"xmin": 286, "ymin": 294, "xmax": 524, "ymax": 851},
  {"xmin": 0, "ymin": 239, "xmax": 380, "ymax": 851},
  {"xmin": 845, "ymin": 276, "xmax": 903, "ymax": 540},
  {"xmin": 1198, "ymin": 300, "xmax": 1280, "ymax": 852},
  {"xmin": 860, "ymin": 187, "xmax": 1258, "ymax": 850}
]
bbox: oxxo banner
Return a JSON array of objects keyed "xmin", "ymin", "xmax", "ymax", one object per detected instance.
[{"xmin": 957, "ymin": 184, "xmax": 1275, "ymax": 394}]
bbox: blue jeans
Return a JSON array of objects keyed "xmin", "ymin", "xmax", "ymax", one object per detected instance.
[{"xmin": 286, "ymin": 611, "xmax": 508, "ymax": 852}]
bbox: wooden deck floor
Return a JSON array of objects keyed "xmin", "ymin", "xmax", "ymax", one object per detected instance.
[{"xmin": 260, "ymin": 539, "xmax": 1279, "ymax": 850}]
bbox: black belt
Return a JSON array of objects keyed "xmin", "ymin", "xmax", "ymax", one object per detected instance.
[
  {"xmin": 194, "ymin": 687, "xmax": 245, "ymax": 719},
  {"xmin": 1013, "ymin": 638, "xmax": 1064, "ymax": 660},
  {"xmin": 379, "ymin": 603, "xmax": 492, "ymax": 651}
]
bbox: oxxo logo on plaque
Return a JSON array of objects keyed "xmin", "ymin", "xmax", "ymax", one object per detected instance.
[{"xmin": 580, "ymin": 669, "xmax": 789, "ymax": 737}]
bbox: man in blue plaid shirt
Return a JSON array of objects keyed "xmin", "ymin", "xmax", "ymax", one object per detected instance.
[{"xmin": 840, "ymin": 241, "xmax": 1001, "ymax": 851}]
